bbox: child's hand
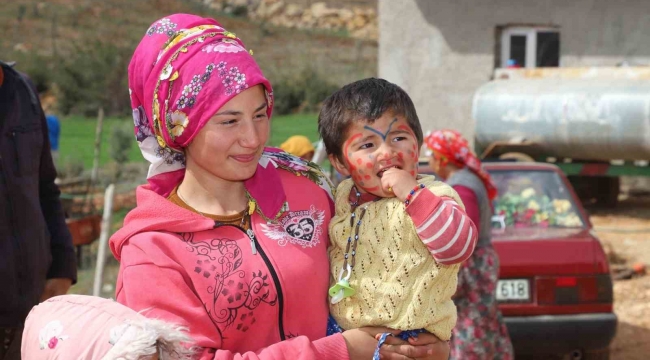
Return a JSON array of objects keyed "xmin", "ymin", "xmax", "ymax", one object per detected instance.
[
  {"xmin": 377, "ymin": 333, "xmax": 450, "ymax": 360},
  {"xmin": 380, "ymin": 168, "xmax": 418, "ymax": 202}
]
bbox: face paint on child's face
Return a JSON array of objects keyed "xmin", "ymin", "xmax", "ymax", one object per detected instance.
[
  {"xmin": 341, "ymin": 113, "xmax": 419, "ymax": 197},
  {"xmin": 397, "ymin": 124, "xmax": 421, "ymax": 175}
]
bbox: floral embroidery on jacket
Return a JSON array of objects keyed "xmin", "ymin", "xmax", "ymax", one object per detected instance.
[
  {"xmin": 179, "ymin": 233, "xmax": 277, "ymax": 335},
  {"xmin": 39, "ymin": 320, "xmax": 69, "ymax": 350}
]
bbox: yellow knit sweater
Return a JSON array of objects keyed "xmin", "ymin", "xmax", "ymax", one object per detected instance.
[{"xmin": 329, "ymin": 176, "xmax": 462, "ymax": 341}]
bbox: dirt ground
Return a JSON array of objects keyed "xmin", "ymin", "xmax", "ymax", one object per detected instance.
[{"xmin": 589, "ymin": 194, "xmax": 650, "ymax": 360}]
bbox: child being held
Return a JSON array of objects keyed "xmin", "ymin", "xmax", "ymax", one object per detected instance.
[
  {"xmin": 318, "ymin": 78, "xmax": 478, "ymax": 349},
  {"xmin": 21, "ymin": 295, "xmax": 193, "ymax": 360}
]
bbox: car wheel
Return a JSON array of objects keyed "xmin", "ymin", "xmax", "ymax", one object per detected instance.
[{"xmin": 582, "ymin": 348, "xmax": 610, "ymax": 360}]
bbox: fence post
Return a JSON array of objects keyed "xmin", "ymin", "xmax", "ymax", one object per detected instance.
[
  {"xmin": 93, "ymin": 183, "xmax": 115, "ymax": 297},
  {"xmin": 90, "ymin": 107, "xmax": 104, "ymax": 186}
]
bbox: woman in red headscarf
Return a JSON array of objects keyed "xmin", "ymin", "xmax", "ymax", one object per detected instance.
[
  {"xmin": 109, "ymin": 14, "xmax": 448, "ymax": 360},
  {"xmin": 425, "ymin": 130, "xmax": 514, "ymax": 360}
]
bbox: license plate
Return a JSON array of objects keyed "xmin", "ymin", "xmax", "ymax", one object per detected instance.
[{"xmin": 496, "ymin": 279, "xmax": 530, "ymax": 301}]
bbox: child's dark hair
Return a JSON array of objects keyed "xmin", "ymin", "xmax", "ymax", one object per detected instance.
[{"xmin": 318, "ymin": 78, "xmax": 423, "ymax": 161}]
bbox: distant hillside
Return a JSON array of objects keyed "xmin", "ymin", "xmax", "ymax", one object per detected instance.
[
  {"xmin": 1, "ymin": 0, "xmax": 377, "ymax": 114},
  {"xmin": 203, "ymin": 0, "xmax": 378, "ymax": 40}
]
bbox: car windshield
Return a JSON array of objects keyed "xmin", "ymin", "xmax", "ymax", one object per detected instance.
[{"xmin": 488, "ymin": 169, "xmax": 585, "ymax": 229}]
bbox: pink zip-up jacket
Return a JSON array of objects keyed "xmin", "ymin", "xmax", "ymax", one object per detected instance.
[{"xmin": 109, "ymin": 151, "xmax": 348, "ymax": 360}]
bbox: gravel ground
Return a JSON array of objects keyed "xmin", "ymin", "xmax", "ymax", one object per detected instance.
[{"xmin": 590, "ymin": 194, "xmax": 650, "ymax": 360}]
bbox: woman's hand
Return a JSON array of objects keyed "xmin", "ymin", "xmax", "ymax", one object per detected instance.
[
  {"xmin": 377, "ymin": 333, "xmax": 450, "ymax": 360},
  {"xmin": 342, "ymin": 327, "xmax": 401, "ymax": 360}
]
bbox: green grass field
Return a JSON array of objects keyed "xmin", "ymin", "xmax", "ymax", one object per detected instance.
[{"xmin": 58, "ymin": 113, "xmax": 320, "ymax": 169}]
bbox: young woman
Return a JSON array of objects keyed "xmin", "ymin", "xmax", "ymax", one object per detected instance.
[{"xmin": 110, "ymin": 14, "xmax": 448, "ymax": 360}]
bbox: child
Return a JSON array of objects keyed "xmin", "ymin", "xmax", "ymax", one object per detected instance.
[
  {"xmin": 21, "ymin": 295, "xmax": 194, "ymax": 360},
  {"xmin": 318, "ymin": 78, "xmax": 478, "ymax": 352}
]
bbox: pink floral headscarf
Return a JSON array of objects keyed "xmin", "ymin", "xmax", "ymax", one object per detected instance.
[{"xmin": 129, "ymin": 14, "xmax": 273, "ymax": 196}]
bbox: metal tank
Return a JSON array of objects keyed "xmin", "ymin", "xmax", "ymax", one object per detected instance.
[{"xmin": 473, "ymin": 79, "xmax": 650, "ymax": 161}]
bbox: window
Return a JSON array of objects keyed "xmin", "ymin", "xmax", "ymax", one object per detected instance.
[
  {"xmin": 489, "ymin": 170, "xmax": 585, "ymax": 229},
  {"xmin": 499, "ymin": 27, "xmax": 560, "ymax": 68}
]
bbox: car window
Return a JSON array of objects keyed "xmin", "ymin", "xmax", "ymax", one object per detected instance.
[{"xmin": 489, "ymin": 169, "xmax": 585, "ymax": 229}]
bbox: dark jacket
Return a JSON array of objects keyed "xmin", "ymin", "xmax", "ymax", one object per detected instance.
[{"xmin": 0, "ymin": 62, "xmax": 77, "ymax": 328}]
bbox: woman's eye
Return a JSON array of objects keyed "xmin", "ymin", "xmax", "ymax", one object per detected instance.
[
  {"xmin": 220, "ymin": 119, "xmax": 237, "ymax": 125},
  {"xmin": 254, "ymin": 113, "xmax": 267, "ymax": 120}
]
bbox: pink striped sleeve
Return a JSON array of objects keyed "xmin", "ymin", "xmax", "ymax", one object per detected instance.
[{"xmin": 406, "ymin": 189, "xmax": 478, "ymax": 265}]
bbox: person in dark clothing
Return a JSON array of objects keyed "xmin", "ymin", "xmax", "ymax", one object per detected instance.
[{"xmin": 0, "ymin": 61, "xmax": 77, "ymax": 360}]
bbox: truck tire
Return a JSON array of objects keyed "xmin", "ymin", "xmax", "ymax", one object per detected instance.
[
  {"xmin": 596, "ymin": 177, "xmax": 620, "ymax": 208},
  {"xmin": 569, "ymin": 176, "xmax": 619, "ymax": 208}
]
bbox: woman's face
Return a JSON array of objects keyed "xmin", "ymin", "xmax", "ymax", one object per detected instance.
[
  {"xmin": 185, "ymin": 85, "xmax": 270, "ymax": 182},
  {"xmin": 429, "ymin": 152, "xmax": 447, "ymax": 179}
]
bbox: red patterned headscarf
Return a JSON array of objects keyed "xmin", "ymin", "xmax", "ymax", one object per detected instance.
[
  {"xmin": 129, "ymin": 14, "xmax": 273, "ymax": 196},
  {"xmin": 425, "ymin": 129, "xmax": 497, "ymax": 200}
]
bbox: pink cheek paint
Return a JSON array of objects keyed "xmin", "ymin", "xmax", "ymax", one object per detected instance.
[{"xmin": 343, "ymin": 133, "xmax": 363, "ymax": 173}]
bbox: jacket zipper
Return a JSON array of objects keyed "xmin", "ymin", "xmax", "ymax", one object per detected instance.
[{"xmin": 215, "ymin": 223, "xmax": 286, "ymax": 341}]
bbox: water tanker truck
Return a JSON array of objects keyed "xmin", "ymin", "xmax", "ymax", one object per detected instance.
[{"xmin": 473, "ymin": 67, "xmax": 650, "ymax": 206}]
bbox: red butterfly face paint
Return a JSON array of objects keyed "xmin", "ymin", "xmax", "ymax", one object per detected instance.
[{"xmin": 338, "ymin": 113, "xmax": 419, "ymax": 197}]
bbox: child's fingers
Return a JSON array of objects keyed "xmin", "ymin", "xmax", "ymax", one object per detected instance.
[
  {"xmin": 375, "ymin": 334, "xmax": 409, "ymax": 345},
  {"xmin": 362, "ymin": 326, "xmax": 400, "ymax": 338},
  {"xmin": 380, "ymin": 174, "xmax": 396, "ymax": 192},
  {"xmin": 407, "ymin": 332, "xmax": 443, "ymax": 346}
]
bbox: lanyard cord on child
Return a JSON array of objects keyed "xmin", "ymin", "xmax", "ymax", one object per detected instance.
[{"xmin": 329, "ymin": 186, "xmax": 377, "ymax": 304}]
